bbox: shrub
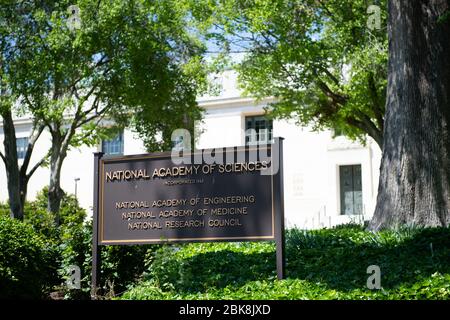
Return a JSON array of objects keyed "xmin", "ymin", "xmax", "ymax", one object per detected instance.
[
  {"xmin": 58, "ymin": 219, "xmax": 93, "ymax": 299},
  {"xmin": 2, "ymin": 187, "xmax": 156, "ymax": 299},
  {"xmin": 1, "ymin": 188, "xmax": 89, "ymax": 298},
  {"xmin": 144, "ymin": 242, "xmax": 275, "ymax": 293},
  {"xmin": 121, "ymin": 225, "xmax": 450, "ymax": 300},
  {"xmin": 58, "ymin": 219, "xmax": 157, "ymax": 299},
  {"xmin": 0, "ymin": 187, "xmax": 86, "ymax": 242},
  {"xmin": 0, "ymin": 215, "xmax": 59, "ymax": 299},
  {"xmin": 24, "ymin": 187, "xmax": 86, "ymax": 242},
  {"xmin": 98, "ymin": 243, "xmax": 155, "ymax": 297}
]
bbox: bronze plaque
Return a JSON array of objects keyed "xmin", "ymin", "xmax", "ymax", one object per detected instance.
[{"xmin": 98, "ymin": 146, "xmax": 275, "ymax": 244}]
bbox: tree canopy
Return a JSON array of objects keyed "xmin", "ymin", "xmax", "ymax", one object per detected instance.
[
  {"xmin": 193, "ymin": 0, "xmax": 387, "ymax": 148},
  {"xmin": 1, "ymin": 0, "xmax": 208, "ymax": 217},
  {"xmin": 10, "ymin": 0, "xmax": 206, "ymax": 149}
]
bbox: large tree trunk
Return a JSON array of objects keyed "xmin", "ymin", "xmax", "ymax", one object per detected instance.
[
  {"xmin": 47, "ymin": 129, "xmax": 67, "ymax": 223},
  {"xmin": 1, "ymin": 110, "xmax": 23, "ymax": 220},
  {"xmin": 1, "ymin": 110, "xmax": 45, "ymax": 220},
  {"xmin": 48, "ymin": 178, "xmax": 64, "ymax": 222},
  {"xmin": 369, "ymin": 0, "xmax": 450, "ymax": 230}
]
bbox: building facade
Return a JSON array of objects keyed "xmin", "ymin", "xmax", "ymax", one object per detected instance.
[{"xmin": 0, "ymin": 71, "xmax": 382, "ymax": 228}]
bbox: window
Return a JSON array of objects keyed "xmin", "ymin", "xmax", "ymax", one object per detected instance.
[
  {"xmin": 245, "ymin": 115, "xmax": 273, "ymax": 145},
  {"xmin": 333, "ymin": 127, "xmax": 344, "ymax": 138},
  {"xmin": 102, "ymin": 132, "xmax": 124, "ymax": 155},
  {"xmin": 339, "ymin": 165, "xmax": 363, "ymax": 215},
  {"xmin": 16, "ymin": 137, "xmax": 28, "ymax": 160}
]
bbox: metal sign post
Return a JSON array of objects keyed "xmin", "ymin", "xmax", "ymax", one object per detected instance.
[
  {"xmin": 273, "ymin": 138, "xmax": 286, "ymax": 280},
  {"xmin": 91, "ymin": 152, "xmax": 103, "ymax": 299}
]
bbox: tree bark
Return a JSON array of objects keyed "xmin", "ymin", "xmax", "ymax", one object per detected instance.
[
  {"xmin": 1, "ymin": 110, "xmax": 45, "ymax": 220},
  {"xmin": 369, "ymin": 0, "xmax": 450, "ymax": 230},
  {"xmin": 1, "ymin": 110, "xmax": 23, "ymax": 220},
  {"xmin": 47, "ymin": 127, "xmax": 66, "ymax": 222}
]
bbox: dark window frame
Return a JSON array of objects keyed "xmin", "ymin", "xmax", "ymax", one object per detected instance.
[
  {"xmin": 102, "ymin": 131, "xmax": 124, "ymax": 155},
  {"xmin": 339, "ymin": 164, "xmax": 363, "ymax": 215},
  {"xmin": 245, "ymin": 115, "xmax": 274, "ymax": 146},
  {"xmin": 16, "ymin": 137, "xmax": 29, "ymax": 160}
]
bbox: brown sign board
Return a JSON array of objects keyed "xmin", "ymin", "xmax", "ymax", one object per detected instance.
[
  {"xmin": 98, "ymin": 145, "xmax": 276, "ymax": 245},
  {"xmin": 91, "ymin": 139, "xmax": 285, "ymax": 295}
]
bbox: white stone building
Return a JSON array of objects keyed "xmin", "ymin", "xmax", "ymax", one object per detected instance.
[{"xmin": 0, "ymin": 71, "xmax": 382, "ymax": 228}]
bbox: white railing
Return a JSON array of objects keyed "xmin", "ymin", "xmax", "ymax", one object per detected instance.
[{"xmin": 295, "ymin": 205, "xmax": 368, "ymax": 230}]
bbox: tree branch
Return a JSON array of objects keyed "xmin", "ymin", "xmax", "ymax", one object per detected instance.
[
  {"xmin": 69, "ymin": 54, "xmax": 109, "ymax": 91},
  {"xmin": 78, "ymin": 106, "xmax": 110, "ymax": 127},
  {"xmin": 20, "ymin": 122, "xmax": 44, "ymax": 177},
  {"xmin": 316, "ymin": 0, "xmax": 335, "ymax": 20},
  {"xmin": 0, "ymin": 150, "xmax": 6, "ymax": 165},
  {"xmin": 79, "ymin": 90, "xmax": 101, "ymax": 116},
  {"xmin": 26, "ymin": 155, "xmax": 47, "ymax": 181},
  {"xmin": 318, "ymin": 65, "xmax": 341, "ymax": 86},
  {"xmin": 346, "ymin": 113, "xmax": 383, "ymax": 149},
  {"xmin": 23, "ymin": 95, "xmax": 52, "ymax": 129},
  {"xmin": 316, "ymin": 78, "xmax": 348, "ymax": 105},
  {"xmin": 77, "ymin": 99, "xmax": 112, "ymax": 127},
  {"xmin": 73, "ymin": 113, "xmax": 109, "ymax": 143}
]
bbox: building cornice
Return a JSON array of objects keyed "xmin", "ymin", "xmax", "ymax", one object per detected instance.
[
  {"xmin": 1, "ymin": 96, "xmax": 277, "ymax": 128},
  {"xmin": 198, "ymin": 96, "xmax": 276, "ymax": 109}
]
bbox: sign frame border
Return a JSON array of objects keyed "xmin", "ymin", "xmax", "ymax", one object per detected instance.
[
  {"xmin": 91, "ymin": 138, "xmax": 285, "ymax": 298},
  {"xmin": 98, "ymin": 145, "xmax": 276, "ymax": 245}
]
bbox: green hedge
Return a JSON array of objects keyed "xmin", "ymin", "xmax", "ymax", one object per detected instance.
[
  {"xmin": 0, "ymin": 215, "xmax": 59, "ymax": 299},
  {"xmin": 121, "ymin": 225, "xmax": 450, "ymax": 300},
  {"xmin": 3, "ymin": 190, "xmax": 450, "ymax": 300},
  {"xmin": 59, "ymin": 220, "xmax": 156, "ymax": 299},
  {"xmin": 1, "ymin": 188, "xmax": 153, "ymax": 299}
]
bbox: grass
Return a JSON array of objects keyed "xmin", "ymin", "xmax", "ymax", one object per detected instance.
[{"xmin": 119, "ymin": 224, "xmax": 450, "ymax": 300}]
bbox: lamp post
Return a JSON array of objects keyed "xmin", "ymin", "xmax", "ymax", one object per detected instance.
[{"xmin": 74, "ymin": 178, "xmax": 80, "ymax": 200}]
